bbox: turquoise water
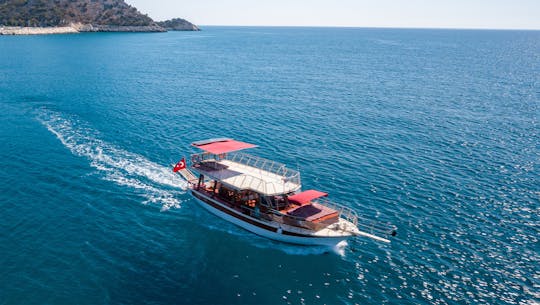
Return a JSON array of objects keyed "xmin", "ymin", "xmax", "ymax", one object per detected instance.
[{"xmin": 0, "ymin": 27, "xmax": 538, "ymax": 305}]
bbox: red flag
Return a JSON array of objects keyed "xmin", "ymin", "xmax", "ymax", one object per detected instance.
[{"xmin": 173, "ymin": 158, "xmax": 186, "ymax": 172}]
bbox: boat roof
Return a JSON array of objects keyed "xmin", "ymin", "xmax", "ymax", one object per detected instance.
[
  {"xmin": 192, "ymin": 138, "xmax": 257, "ymax": 154},
  {"xmin": 193, "ymin": 158, "xmax": 301, "ymax": 196},
  {"xmin": 288, "ymin": 190, "xmax": 328, "ymax": 205}
]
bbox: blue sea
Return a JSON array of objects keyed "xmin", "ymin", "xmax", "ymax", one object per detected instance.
[{"xmin": 0, "ymin": 27, "xmax": 538, "ymax": 305}]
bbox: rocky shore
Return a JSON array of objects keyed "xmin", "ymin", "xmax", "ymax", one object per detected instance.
[
  {"xmin": 76, "ymin": 23, "xmax": 166, "ymax": 32},
  {"xmin": 0, "ymin": 26, "xmax": 78, "ymax": 35},
  {"xmin": 0, "ymin": 0, "xmax": 199, "ymax": 35},
  {"xmin": 156, "ymin": 18, "xmax": 200, "ymax": 31},
  {"xmin": 0, "ymin": 23, "xmax": 167, "ymax": 35}
]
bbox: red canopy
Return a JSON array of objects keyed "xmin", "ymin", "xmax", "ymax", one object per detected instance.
[
  {"xmin": 288, "ymin": 190, "xmax": 328, "ymax": 205},
  {"xmin": 192, "ymin": 138, "xmax": 257, "ymax": 154}
]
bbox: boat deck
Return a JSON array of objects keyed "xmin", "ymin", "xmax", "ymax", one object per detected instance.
[
  {"xmin": 285, "ymin": 203, "xmax": 339, "ymax": 223},
  {"xmin": 192, "ymin": 187, "xmax": 360, "ymax": 238},
  {"xmin": 193, "ymin": 159, "xmax": 301, "ymax": 196}
]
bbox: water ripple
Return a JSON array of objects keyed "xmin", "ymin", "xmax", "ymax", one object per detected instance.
[{"xmin": 36, "ymin": 108, "xmax": 186, "ymax": 210}]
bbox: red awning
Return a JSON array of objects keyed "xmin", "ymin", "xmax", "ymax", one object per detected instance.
[
  {"xmin": 288, "ymin": 190, "xmax": 328, "ymax": 205},
  {"xmin": 192, "ymin": 138, "xmax": 257, "ymax": 154}
]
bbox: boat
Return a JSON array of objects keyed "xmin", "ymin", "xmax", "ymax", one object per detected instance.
[{"xmin": 173, "ymin": 138, "xmax": 396, "ymax": 246}]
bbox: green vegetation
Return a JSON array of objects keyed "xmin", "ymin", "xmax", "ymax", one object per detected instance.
[
  {"xmin": 0, "ymin": 0, "xmax": 154, "ymax": 27},
  {"xmin": 156, "ymin": 18, "xmax": 199, "ymax": 31}
]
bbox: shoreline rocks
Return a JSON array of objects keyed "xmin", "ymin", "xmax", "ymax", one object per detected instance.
[
  {"xmin": 0, "ymin": 23, "xmax": 172, "ymax": 35},
  {"xmin": 75, "ymin": 23, "xmax": 166, "ymax": 32},
  {"xmin": 0, "ymin": 26, "xmax": 79, "ymax": 35},
  {"xmin": 0, "ymin": 0, "xmax": 200, "ymax": 35},
  {"xmin": 156, "ymin": 18, "xmax": 200, "ymax": 31},
  {"xmin": 0, "ymin": 21, "xmax": 200, "ymax": 35}
]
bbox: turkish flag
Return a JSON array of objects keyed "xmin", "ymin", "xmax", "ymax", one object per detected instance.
[{"xmin": 173, "ymin": 158, "xmax": 186, "ymax": 172}]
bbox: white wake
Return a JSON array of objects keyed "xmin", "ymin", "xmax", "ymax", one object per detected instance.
[{"xmin": 37, "ymin": 109, "xmax": 187, "ymax": 210}]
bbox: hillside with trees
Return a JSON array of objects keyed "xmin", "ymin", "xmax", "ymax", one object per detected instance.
[
  {"xmin": 157, "ymin": 18, "xmax": 199, "ymax": 31},
  {"xmin": 0, "ymin": 0, "xmax": 198, "ymax": 32}
]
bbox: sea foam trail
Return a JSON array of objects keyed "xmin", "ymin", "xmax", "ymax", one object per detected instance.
[{"xmin": 37, "ymin": 109, "xmax": 187, "ymax": 210}]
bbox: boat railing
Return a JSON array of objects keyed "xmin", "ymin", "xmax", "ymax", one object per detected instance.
[
  {"xmin": 355, "ymin": 214, "xmax": 397, "ymax": 237},
  {"xmin": 220, "ymin": 171, "xmax": 301, "ymax": 195},
  {"xmin": 267, "ymin": 209, "xmax": 317, "ymax": 230},
  {"xmin": 273, "ymin": 198, "xmax": 396, "ymax": 237},
  {"xmin": 227, "ymin": 152, "xmax": 301, "ymax": 187},
  {"xmin": 316, "ymin": 198, "xmax": 396, "ymax": 236},
  {"xmin": 191, "ymin": 152, "xmax": 218, "ymax": 164},
  {"xmin": 190, "ymin": 152, "xmax": 300, "ymax": 195},
  {"xmin": 265, "ymin": 198, "xmax": 359, "ymax": 230},
  {"xmin": 315, "ymin": 198, "xmax": 359, "ymax": 227}
]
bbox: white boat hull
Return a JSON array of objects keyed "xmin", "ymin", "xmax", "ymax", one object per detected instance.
[{"xmin": 190, "ymin": 190, "xmax": 352, "ymax": 247}]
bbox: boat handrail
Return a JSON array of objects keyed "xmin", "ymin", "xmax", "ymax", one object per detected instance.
[
  {"xmin": 317, "ymin": 198, "xmax": 396, "ymax": 236},
  {"xmin": 316, "ymin": 198, "xmax": 396, "ymax": 236},
  {"xmin": 355, "ymin": 216, "xmax": 397, "ymax": 237},
  {"xmin": 270, "ymin": 198, "xmax": 396, "ymax": 237},
  {"xmin": 191, "ymin": 152, "xmax": 217, "ymax": 164},
  {"xmin": 315, "ymin": 198, "xmax": 359, "ymax": 226},
  {"xmin": 190, "ymin": 152, "xmax": 301, "ymax": 195},
  {"xmin": 221, "ymin": 170, "xmax": 300, "ymax": 195},
  {"xmin": 265, "ymin": 199, "xmax": 358, "ymax": 225},
  {"xmin": 191, "ymin": 152, "xmax": 300, "ymax": 195},
  {"xmin": 226, "ymin": 152, "xmax": 301, "ymax": 186}
]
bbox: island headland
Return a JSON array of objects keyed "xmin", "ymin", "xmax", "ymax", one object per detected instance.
[{"xmin": 0, "ymin": 0, "xmax": 199, "ymax": 35}]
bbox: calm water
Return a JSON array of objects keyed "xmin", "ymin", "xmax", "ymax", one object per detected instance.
[{"xmin": 0, "ymin": 27, "xmax": 538, "ymax": 305}]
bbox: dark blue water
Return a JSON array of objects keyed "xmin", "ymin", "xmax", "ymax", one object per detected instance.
[{"xmin": 0, "ymin": 27, "xmax": 538, "ymax": 305}]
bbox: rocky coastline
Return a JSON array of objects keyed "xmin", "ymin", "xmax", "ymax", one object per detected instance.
[
  {"xmin": 76, "ymin": 23, "xmax": 166, "ymax": 32},
  {"xmin": 156, "ymin": 18, "xmax": 200, "ymax": 31},
  {"xmin": 0, "ymin": 23, "xmax": 191, "ymax": 35},
  {"xmin": 0, "ymin": 26, "xmax": 78, "ymax": 35},
  {"xmin": 0, "ymin": 0, "xmax": 199, "ymax": 35}
]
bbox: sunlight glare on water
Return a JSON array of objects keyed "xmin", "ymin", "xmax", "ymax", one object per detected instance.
[{"xmin": 0, "ymin": 27, "xmax": 538, "ymax": 305}]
